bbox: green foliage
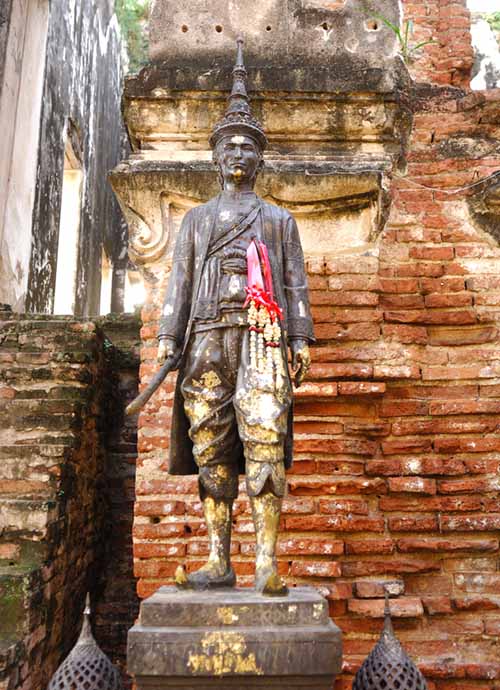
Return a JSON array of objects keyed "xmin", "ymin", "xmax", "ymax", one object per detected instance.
[
  {"xmin": 486, "ymin": 12, "xmax": 500, "ymax": 32},
  {"xmin": 115, "ymin": 0, "xmax": 150, "ymax": 73},
  {"xmin": 363, "ymin": 3, "xmax": 437, "ymax": 64}
]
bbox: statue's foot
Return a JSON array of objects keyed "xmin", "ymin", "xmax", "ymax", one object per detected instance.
[
  {"xmin": 255, "ymin": 562, "xmax": 288, "ymax": 597},
  {"xmin": 175, "ymin": 563, "xmax": 236, "ymax": 590}
]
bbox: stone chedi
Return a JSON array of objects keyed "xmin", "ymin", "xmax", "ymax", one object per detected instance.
[
  {"xmin": 156, "ymin": 37, "xmax": 314, "ymax": 596},
  {"xmin": 47, "ymin": 594, "xmax": 123, "ymax": 690}
]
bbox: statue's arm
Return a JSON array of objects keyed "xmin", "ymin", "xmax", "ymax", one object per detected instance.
[{"xmin": 158, "ymin": 210, "xmax": 195, "ymax": 349}]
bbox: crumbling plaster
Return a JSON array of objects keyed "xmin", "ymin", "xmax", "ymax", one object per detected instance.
[{"xmin": 23, "ymin": 0, "xmax": 125, "ymax": 316}]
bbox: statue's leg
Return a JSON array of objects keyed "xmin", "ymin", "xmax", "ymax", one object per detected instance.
[
  {"xmin": 180, "ymin": 491, "xmax": 235, "ymax": 589},
  {"xmin": 234, "ymin": 329, "xmax": 291, "ymax": 595},
  {"xmin": 249, "ymin": 483, "xmax": 288, "ymax": 596},
  {"xmin": 177, "ymin": 329, "xmax": 239, "ymax": 589}
]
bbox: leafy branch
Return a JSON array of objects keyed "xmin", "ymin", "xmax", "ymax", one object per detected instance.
[
  {"xmin": 486, "ymin": 12, "xmax": 500, "ymax": 33},
  {"xmin": 363, "ymin": 4, "xmax": 437, "ymax": 64},
  {"xmin": 115, "ymin": 0, "xmax": 150, "ymax": 73}
]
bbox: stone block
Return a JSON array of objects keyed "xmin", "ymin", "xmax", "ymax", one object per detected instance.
[{"xmin": 128, "ymin": 586, "xmax": 342, "ymax": 689}]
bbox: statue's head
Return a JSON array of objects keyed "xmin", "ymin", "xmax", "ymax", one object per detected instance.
[
  {"xmin": 213, "ymin": 134, "xmax": 264, "ymax": 188},
  {"xmin": 210, "ymin": 38, "xmax": 267, "ymax": 190}
]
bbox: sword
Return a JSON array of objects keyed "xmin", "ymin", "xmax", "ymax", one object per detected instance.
[{"xmin": 125, "ymin": 353, "xmax": 181, "ymax": 416}]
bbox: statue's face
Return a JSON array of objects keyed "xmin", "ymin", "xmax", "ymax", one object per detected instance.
[{"xmin": 214, "ymin": 134, "xmax": 262, "ymax": 186}]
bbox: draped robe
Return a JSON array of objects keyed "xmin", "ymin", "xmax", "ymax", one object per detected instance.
[{"xmin": 158, "ymin": 194, "xmax": 314, "ymax": 476}]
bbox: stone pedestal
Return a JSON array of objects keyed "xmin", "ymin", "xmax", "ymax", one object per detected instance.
[{"xmin": 128, "ymin": 586, "xmax": 342, "ymax": 689}]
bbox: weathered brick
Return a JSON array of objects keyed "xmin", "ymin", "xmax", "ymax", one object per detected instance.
[
  {"xmin": 422, "ymin": 597, "xmax": 453, "ymax": 615},
  {"xmin": 385, "ymin": 309, "xmax": 476, "ymax": 325},
  {"xmin": 354, "ymin": 580, "xmax": 404, "ymax": 599},
  {"xmin": 428, "ymin": 324, "xmax": 497, "ymax": 346},
  {"xmin": 381, "ymin": 439, "xmax": 433, "ymax": 455},
  {"xmin": 134, "ymin": 500, "xmax": 185, "ymax": 516},
  {"xmin": 388, "ymin": 477, "xmax": 437, "ymax": 495},
  {"xmin": 0, "ymin": 543, "xmax": 21, "ymax": 560},
  {"xmin": 396, "ymin": 537, "xmax": 498, "ymax": 553},
  {"xmin": 380, "ymin": 496, "xmax": 481, "ymax": 513},
  {"xmin": 438, "ymin": 477, "xmax": 499, "ymax": 494},
  {"xmin": 276, "ymin": 538, "xmax": 344, "ymax": 556},
  {"xmin": 342, "ymin": 559, "xmax": 440, "ymax": 577},
  {"xmin": 380, "ymin": 401, "xmax": 429, "ymax": 417},
  {"xmin": 347, "ymin": 597, "xmax": 424, "ymax": 618},
  {"xmin": 337, "ymin": 382, "xmax": 386, "ymax": 395},
  {"xmin": 454, "ymin": 573, "xmax": 500, "ymax": 594},
  {"xmin": 314, "ymin": 322, "xmax": 381, "ymax": 341},
  {"xmin": 290, "ymin": 561, "xmax": 342, "ymax": 578},
  {"xmin": 289, "ymin": 478, "xmax": 386, "ymax": 496},
  {"xmin": 381, "ymin": 324, "xmax": 428, "ymax": 344},
  {"xmin": 373, "ymin": 364, "xmax": 420, "ymax": 379},
  {"xmin": 325, "ymin": 256, "xmax": 379, "ymax": 274},
  {"xmin": 345, "ymin": 539, "xmax": 394, "ymax": 555},
  {"xmin": 318, "ymin": 499, "xmax": 369, "ymax": 515},
  {"xmin": 134, "ymin": 543, "xmax": 186, "ymax": 558},
  {"xmin": 293, "ymin": 438, "xmax": 377, "ymax": 455},
  {"xmin": 429, "ymin": 399, "xmax": 500, "ymax": 415},
  {"xmin": 441, "ymin": 514, "xmax": 500, "ymax": 532},
  {"xmin": 285, "ymin": 515, "xmax": 385, "ymax": 532},
  {"xmin": 388, "ymin": 515, "xmax": 439, "ymax": 532},
  {"xmin": 409, "ymin": 246, "xmax": 454, "ymax": 261}
]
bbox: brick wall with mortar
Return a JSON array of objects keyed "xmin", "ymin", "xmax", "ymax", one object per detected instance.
[
  {"xmin": 93, "ymin": 315, "xmax": 141, "ymax": 685},
  {"xmin": 0, "ymin": 312, "xmax": 139, "ymax": 689},
  {"xmin": 132, "ymin": 2, "xmax": 500, "ymax": 688}
]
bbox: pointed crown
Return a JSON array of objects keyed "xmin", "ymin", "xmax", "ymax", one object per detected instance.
[{"xmin": 209, "ymin": 37, "xmax": 268, "ymax": 151}]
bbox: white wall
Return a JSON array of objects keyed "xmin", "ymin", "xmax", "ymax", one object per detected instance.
[{"xmin": 0, "ymin": 0, "xmax": 49, "ymax": 311}]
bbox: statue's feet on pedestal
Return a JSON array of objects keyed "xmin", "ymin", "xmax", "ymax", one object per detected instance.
[
  {"xmin": 175, "ymin": 563, "xmax": 236, "ymax": 590},
  {"xmin": 255, "ymin": 561, "xmax": 288, "ymax": 597}
]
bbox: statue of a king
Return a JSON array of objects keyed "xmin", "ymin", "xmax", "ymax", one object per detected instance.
[{"xmin": 157, "ymin": 38, "xmax": 314, "ymax": 596}]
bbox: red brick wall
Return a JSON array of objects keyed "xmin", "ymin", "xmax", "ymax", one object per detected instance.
[
  {"xmin": 0, "ymin": 313, "xmax": 140, "ymax": 690},
  {"xmin": 133, "ymin": 6, "xmax": 500, "ymax": 690},
  {"xmin": 403, "ymin": 0, "xmax": 474, "ymax": 87},
  {"xmin": 94, "ymin": 316, "xmax": 141, "ymax": 686}
]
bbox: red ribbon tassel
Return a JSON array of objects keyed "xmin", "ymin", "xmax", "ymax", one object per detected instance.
[{"xmin": 244, "ymin": 240, "xmax": 283, "ymax": 321}]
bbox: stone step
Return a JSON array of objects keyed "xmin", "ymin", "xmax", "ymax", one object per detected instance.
[
  {"xmin": 0, "ymin": 411, "xmax": 78, "ymax": 431},
  {"xmin": 0, "ymin": 566, "xmax": 42, "ymax": 637},
  {"xmin": 0, "ymin": 637, "xmax": 24, "ymax": 682},
  {"xmin": 0, "ymin": 446, "xmax": 69, "ymax": 483},
  {"xmin": 0, "ymin": 431, "xmax": 77, "ymax": 447},
  {"xmin": 0, "ymin": 499, "xmax": 55, "ymax": 539},
  {"xmin": 0, "ymin": 384, "xmax": 90, "ymax": 401},
  {"xmin": 3, "ymin": 399, "xmax": 81, "ymax": 414}
]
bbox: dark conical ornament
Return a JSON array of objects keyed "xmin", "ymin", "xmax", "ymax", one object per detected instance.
[
  {"xmin": 47, "ymin": 594, "xmax": 123, "ymax": 690},
  {"xmin": 352, "ymin": 594, "xmax": 428, "ymax": 690},
  {"xmin": 209, "ymin": 36, "xmax": 268, "ymax": 151}
]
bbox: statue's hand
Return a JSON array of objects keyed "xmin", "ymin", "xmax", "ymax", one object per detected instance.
[
  {"xmin": 290, "ymin": 339, "xmax": 311, "ymax": 388},
  {"xmin": 157, "ymin": 337, "xmax": 180, "ymax": 364}
]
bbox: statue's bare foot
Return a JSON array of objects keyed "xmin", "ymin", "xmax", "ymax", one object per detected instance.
[
  {"xmin": 175, "ymin": 563, "xmax": 236, "ymax": 590},
  {"xmin": 255, "ymin": 560, "xmax": 288, "ymax": 597}
]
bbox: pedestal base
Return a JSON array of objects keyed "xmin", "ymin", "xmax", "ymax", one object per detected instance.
[{"xmin": 128, "ymin": 586, "xmax": 342, "ymax": 690}]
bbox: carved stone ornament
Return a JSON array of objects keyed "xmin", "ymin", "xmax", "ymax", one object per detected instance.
[
  {"xmin": 352, "ymin": 593, "xmax": 428, "ymax": 690},
  {"xmin": 121, "ymin": 203, "xmax": 168, "ymax": 267},
  {"xmin": 47, "ymin": 594, "xmax": 123, "ymax": 690}
]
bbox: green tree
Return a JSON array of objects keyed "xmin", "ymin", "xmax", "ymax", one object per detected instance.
[
  {"xmin": 115, "ymin": 0, "xmax": 150, "ymax": 73},
  {"xmin": 486, "ymin": 12, "xmax": 500, "ymax": 32}
]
